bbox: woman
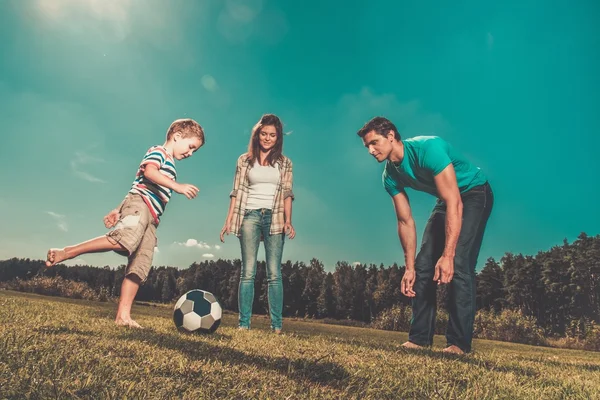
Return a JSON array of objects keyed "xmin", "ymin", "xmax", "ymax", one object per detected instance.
[{"xmin": 220, "ymin": 114, "xmax": 295, "ymax": 333}]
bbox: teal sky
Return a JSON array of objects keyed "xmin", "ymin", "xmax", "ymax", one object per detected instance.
[{"xmin": 0, "ymin": 0, "xmax": 598, "ymax": 272}]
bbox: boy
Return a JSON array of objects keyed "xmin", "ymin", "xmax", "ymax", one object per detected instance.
[{"xmin": 45, "ymin": 118, "xmax": 205, "ymax": 328}]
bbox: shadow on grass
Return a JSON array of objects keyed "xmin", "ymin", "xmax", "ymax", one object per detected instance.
[
  {"xmin": 33, "ymin": 326, "xmax": 99, "ymax": 337},
  {"xmin": 524, "ymin": 357, "xmax": 600, "ymax": 372},
  {"xmin": 117, "ymin": 327, "xmax": 354, "ymax": 388},
  {"xmin": 302, "ymin": 332, "xmax": 547, "ymax": 379}
]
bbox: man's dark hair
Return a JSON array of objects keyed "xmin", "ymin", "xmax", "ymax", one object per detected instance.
[{"xmin": 357, "ymin": 116, "xmax": 401, "ymax": 141}]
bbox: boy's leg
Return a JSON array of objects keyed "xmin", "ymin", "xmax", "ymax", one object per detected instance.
[
  {"xmin": 115, "ymin": 274, "xmax": 143, "ymax": 328},
  {"xmin": 46, "ymin": 237, "xmax": 126, "ymax": 267},
  {"xmin": 445, "ymin": 183, "xmax": 494, "ymax": 353},
  {"xmin": 262, "ymin": 211, "xmax": 285, "ymax": 332},
  {"xmin": 115, "ymin": 218, "xmax": 157, "ymax": 329},
  {"xmin": 238, "ymin": 210, "xmax": 261, "ymax": 329},
  {"xmin": 406, "ymin": 201, "xmax": 446, "ymax": 347},
  {"xmin": 46, "ymin": 194, "xmax": 140, "ymax": 267}
]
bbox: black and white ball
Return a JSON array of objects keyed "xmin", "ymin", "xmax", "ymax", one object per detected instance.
[{"xmin": 173, "ymin": 289, "xmax": 222, "ymax": 333}]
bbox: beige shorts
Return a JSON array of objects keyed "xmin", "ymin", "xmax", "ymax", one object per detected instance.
[{"xmin": 106, "ymin": 193, "xmax": 157, "ymax": 282}]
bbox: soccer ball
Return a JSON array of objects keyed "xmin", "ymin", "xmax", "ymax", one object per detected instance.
[{"xmin": 173, "ymin": 289, "xmax": 222, "ymax": 333}]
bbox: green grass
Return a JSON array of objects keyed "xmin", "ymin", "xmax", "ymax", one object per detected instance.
[{"xmin": 1, "ymin": 290, "xmax": 599, "ymax": 399}]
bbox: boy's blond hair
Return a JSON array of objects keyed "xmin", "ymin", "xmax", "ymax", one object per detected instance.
[{"xmin": 166, "ymin": 118, "xmax": 205, "ymax": 144}]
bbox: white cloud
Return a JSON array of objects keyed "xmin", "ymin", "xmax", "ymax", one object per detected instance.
[
  {"xmin": 46, "ymin": 211, "xmax": 68, "ymax": 232},
  {"xmin": 214, "ymin": 245, "xmax": 221, "ymax": 250},
  {"xmin": 352, "ymin": 261, "xmax": 361, "ymax": 266},
  {"xmin": 174, "ymin": 239, "xmax": 211, "ymax": 249},
  {"xmin": 71, "ymin": 151, "xmax": 106, "ymax": 183},
  {"xmin": 154, "ymin": 247, "xmax": 159, "ymax": 253},
  {"xmin": 202, "ymin": 253, "xmax": 215, "ymax": 258}
]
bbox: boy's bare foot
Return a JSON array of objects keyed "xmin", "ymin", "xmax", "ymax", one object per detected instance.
[
  {"xmin": 442, "ymin": 345, "xmax": 465, "ymax": 355},
  {"xmin": 115, "ymin": 318, "xmax": 143, "ymax": 329},
  {"xmin": 46, "ymin": 248, "xmax": 68, "ymax": 267},
  {"xmin": 401, "ymin": 341, "xmax": 424, "ymax": 349}
]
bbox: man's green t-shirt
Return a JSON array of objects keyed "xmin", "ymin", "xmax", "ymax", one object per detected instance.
[{"xmin": 383, "ymin": 136, "xmax": 487, "ymax": 198}]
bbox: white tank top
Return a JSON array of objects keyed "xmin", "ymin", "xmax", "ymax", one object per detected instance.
[{"xmin": 246, "ymin": 161, "xmax": 280, "ymax": 210}]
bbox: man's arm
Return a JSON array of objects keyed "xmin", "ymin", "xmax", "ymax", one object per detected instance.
[
  {"xmin": 392, "ymin": 191, "xmax": 418, "ymax": 297},
  {"xmin": 434, "ymin": 164, "xmax": 463, "ymax": 259},
  {"xmin": 392, "ymin": 191, "xmax": 417, "ymax": 271},
  {"xmin": 432, "ymin": 163, "xmax": 463, "ymax": 284}
]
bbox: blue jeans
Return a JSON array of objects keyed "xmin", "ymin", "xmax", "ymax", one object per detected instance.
[
  {"xmin": 238, "ymin": 208, "xmax": 285, "ymax": 330},
  {"xmin": 408, "ymin": 182, "xmax": 494, "ymax": 352}
]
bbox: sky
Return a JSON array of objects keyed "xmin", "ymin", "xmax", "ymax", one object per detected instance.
[{"xmin": 0, "ymin": 0, "xmax": 598, "ymax": 272}]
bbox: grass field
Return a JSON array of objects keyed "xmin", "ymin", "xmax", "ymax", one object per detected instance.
[{"xmin": 1, "ymin": 290, "xmax": 599, "ymax": 399}]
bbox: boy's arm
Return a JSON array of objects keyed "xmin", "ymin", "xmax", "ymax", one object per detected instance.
[{"xmin": 143, "ymin": 164, "xmax": 198, "ymax": 199}]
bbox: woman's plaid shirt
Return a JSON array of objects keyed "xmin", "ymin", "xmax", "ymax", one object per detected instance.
[{"xmin": 228, "ymin": 153, "xmax": 294, "ymax": 237}]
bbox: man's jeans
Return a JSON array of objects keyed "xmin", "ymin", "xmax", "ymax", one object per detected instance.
[
  {"xmin": 408, "ymin": 182, "xmax": 494, "ymax": 352},
  {"xmin": 238, "ymin": 208, "xmax": 285, "ymax": 330}
]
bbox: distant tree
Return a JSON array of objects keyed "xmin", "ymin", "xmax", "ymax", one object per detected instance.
[
  {"xmin": 476, "ymin": 257, "xmax": 504, "ymax": 312},
  {"xmin": 364, "ymin": 265, "xmax": 379, "ymax": 321},
  {"xmin": 541, "ymin": 245, "xmax": 572, "ymax": 335},
  {"xmin": 333, "ymin": 262, "xmax": 354, "ymax": 319},
  {"xmin": 317, "ymin": 272, "xmax": 335, "ymax": 318},
  {"xmin": 302, "ymin": 258, "xmax": 325, "ymax": 318}
]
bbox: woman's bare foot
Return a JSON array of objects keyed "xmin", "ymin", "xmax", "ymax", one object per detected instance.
[
  {"xmin": 115, "ymin": 318, "xmax": 143, "ymax": 329},
  {"xmin": 46, "ymin": 248, "xmax": 68, "ymax": 267}
]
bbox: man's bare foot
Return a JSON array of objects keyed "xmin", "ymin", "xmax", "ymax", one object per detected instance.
[
  {"xmin": 401, "ymin": 341, "xmax": 424, "ymax": 349},
  {"xmin": 46, "ymin": 248, "xmax": 68, "ymax": 267},
  {"xmin": 115, "ymin": 318, "xmax": 143, "ymax": 329},
  {"xmin": 443, "ymin": 345, "xmax": 465, "ymax": 355}
]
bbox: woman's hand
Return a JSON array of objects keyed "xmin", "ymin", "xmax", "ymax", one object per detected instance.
[
  {"xmin": 220, "ymin": 221, "xmax": 230, "ymax": 242},
  {"xmin": 284, "ymin": 222, "xmax": 295, "ymax": 239}
]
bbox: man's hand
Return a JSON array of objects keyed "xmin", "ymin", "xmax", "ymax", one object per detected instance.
[
  {"xmin": 103, "ymin": 209, "xmax": 120, "ymax": 229},
  {"xmin": 174, "ymin": 183, "xmax": 199, "ymax": 199},
  {"xmin": 433, "ymin": 255, "xmax": 454, "ymax": 285},
  {"xmin": 401, "ymin": 269, "xmax": 416, "ymax": 297},
  {"xmin": 284, "ymin": 222, "xmax": 295, "ymax": 239}
]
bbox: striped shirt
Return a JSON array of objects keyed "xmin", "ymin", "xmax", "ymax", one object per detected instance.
[
  {"xmin": 129, "ymin": 146, "xmax": 177, "ymax": 225},
  {"xmin": 228, "ymin": 153, "xmax": 294, "ymax": 237}
]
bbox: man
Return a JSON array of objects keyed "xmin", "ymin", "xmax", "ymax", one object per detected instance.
[{"xmin": 357, "ymin": 116, "xmax": 493, "ymax": 354}]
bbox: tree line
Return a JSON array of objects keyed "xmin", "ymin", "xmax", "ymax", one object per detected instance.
[{"xmin": 1, "ymin": 232, "xmax": 598, "ymax": 336}]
